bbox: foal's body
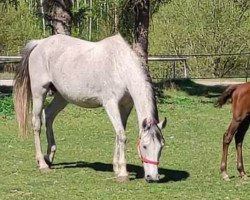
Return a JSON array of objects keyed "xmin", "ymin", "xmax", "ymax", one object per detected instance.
[
  {"xmin": 14, "ymin": 34, "xmax": 166, "ymax": 182},
  {"xmin": 216, "ymin": 82, "xmax": 250, "ymax": 180}
]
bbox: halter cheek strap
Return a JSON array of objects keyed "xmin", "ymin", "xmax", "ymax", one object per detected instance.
[
  {"xmin": 148, "ymin": 118, "xmax": 159, "ymax": 126},
  {"xmin": 137, "ymin": 139, "xmax": 159, "ymax": 165}
]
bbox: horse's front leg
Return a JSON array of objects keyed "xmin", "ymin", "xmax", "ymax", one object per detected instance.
[
  {"xmin": 113, "ymin": 135, "xmax": 119, "ymax": 175},
  {"xmin": 113, "ymin": 130, "xmax": 128, "ymax": 182},
  {"xmin": 115, "ymin": 130, "xmax": 128, "ymax": 182},
  {"xmin": 32, "ymin": 96, "xmax": 50, "ymax": 172},
  {"xmin": 104, "ymin": 101, "xmax": 129, "ymax": 182},
  {"xmin": 44, "ymin": 93, "xmax": 68, "ymax": 166}
]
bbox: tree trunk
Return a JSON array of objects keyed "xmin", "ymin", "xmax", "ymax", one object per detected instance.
[
  {"xmin": 134, "ymin": 0, "xmax": 150, "ymax": 65},
  {"xmin": 43, "ymin": 0, "xmax": 73, "ymax": 35},
  {"xmin": 52, "ymin": 0, "xmax": 73, "ymax": 35}
]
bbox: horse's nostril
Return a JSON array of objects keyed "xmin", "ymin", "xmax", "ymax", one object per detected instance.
[
  {"xmin": 146, "ymin": 175, "xmax": 152, "ymax": 182},
  {"xmin": 145, "ymin": 174, "xmax": 160, "ymax": 183}
]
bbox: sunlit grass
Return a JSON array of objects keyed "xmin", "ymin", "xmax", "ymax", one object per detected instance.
[{"xmin": 0, "ymin": 88, "xmax": 250, "ymax": 200}]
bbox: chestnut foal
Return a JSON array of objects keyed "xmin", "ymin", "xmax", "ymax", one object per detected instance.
[{"xmin": 216, "ymin": 82, "xmax": 250, "ymax": 181}]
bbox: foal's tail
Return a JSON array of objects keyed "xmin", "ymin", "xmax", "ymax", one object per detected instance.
[
  {"xmin": 215, "ymin": 84, "xmax": 239, "ymax": 108},
  {"xmin": 13, "ymin": 41, "xmax": 39, "ymax": 137}
]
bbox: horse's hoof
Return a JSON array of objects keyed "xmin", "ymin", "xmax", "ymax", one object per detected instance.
[
  {"xmin": 221, "ymin": 173, "xmax": 230, "ymax": 181},
  {"xmin": 241, "ymin": 175, "xmax": 248, "ymax": 181},
  {"xmin": 222, "ymin": 176, "xmax": 230, "ymax": 181},
  {"xmin": 117, "ymin": 176, "xmax": 129, "ymax": 182},
  {"xmin": 39, "ymin": 167, "xmax": 52, "ymax": 174}
]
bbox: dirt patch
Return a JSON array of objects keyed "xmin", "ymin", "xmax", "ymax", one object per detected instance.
[{"xmin": 193, "ymin": 79, "xmax": 246, "ymax": 86}]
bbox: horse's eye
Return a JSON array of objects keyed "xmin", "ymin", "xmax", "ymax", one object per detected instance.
[{"xmin": 143, "ymin": 145, "xmax": 147, "ymax": 149}]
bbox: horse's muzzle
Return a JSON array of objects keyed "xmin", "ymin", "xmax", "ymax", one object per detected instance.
[{"xmin": 145, "ymin": 174, "xmax": 160, "ymax": 183}]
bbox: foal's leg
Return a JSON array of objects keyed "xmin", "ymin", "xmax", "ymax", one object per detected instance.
[
  {"xmin": 220, "ymin": 119, "xmax": 241, "ymax": 180},
  {"xmin": 32, "ymin": 89, "xmax": 49, "ymax": 172},
  {"xmin": 104, "ymin": 101, "xmax": 128, "ymax": 181},
  {"xmin": 44, "ymin": 93, "xmax": 68, "ymax": 166},
  {"xmin": 235, "ymin": 117, "xmax": 249, "ymax": 179}
]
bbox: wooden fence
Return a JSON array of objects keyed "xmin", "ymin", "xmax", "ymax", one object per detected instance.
[
  {"xmin": 148, "ymin": 56, "xmax": 189, "ymax": 79},
  {"xmin": 0, "ymin": 55, "xmax": 189, "ymax": 79},
  {"xmin": 0, "ymin": 56, "xmax": 21, "ymax": 64}
]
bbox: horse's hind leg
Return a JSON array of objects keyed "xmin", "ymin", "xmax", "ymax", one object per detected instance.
[
  {"xmin": 44, "ymin": 93, "xmax": 68, "ymax": 166},
  {"xmin": 32, "ymin": 88, "xmax": 49, "ymax": 172},
  {"xmin": 120, "ymin": 102, "xmax": 133, "ymax": 129},
  {"xmin": 220, "ymin": 119, "xmax": 241, "ymax": 181},
  {"xmin": 104, "ymin": 100, "xmax": 129, "ymax": 182},
  {"xmin": 235, "ymin": 117, "xmax": 249, "ymax": 180}
]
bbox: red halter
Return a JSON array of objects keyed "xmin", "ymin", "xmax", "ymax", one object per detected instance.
[{"xmin": 137, "ymin": 139, "xmax": 159, "ymax": 165}]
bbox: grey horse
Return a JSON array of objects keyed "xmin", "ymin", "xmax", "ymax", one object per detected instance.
[{"xmin": 14, "ymin": 34, "xmax": 167, "ymax": 182}]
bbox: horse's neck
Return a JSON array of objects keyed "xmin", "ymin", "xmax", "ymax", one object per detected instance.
[
  {"xmin": 107, "ymin": 36, "xmax": 158, "ymax": 126},
  {"xmin": 127, "ymin": 72, "xmax": 158, "ymax": 127}
]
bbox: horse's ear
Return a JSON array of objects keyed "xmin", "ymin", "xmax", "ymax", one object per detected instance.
[{"xmin": 158, "ymin": 117, "xmax": 167, "ymax": 130}]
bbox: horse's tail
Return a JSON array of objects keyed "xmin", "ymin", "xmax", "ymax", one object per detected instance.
[
  {"xmin": 215, "ymin": 84, "xmax": 239, "ymax": 108},
  {"xmin": 13, "ymin": 40, "xmax": 40, "ymax": 137}
]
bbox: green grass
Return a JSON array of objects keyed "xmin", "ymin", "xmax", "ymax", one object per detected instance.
[{"xmin": 1, "ymin": 86, "xmax": 250, "ymax": 200}]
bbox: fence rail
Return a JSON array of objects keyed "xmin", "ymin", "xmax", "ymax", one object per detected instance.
[
  {"xmin": 148, "ymin": 56, "xmax": 189, "ymax": 79},
  {"xmin": 0, "ymin": 54, "xmax": 249, "ymax": 80},
  {"xmin": 148, "ymin": 57, "xmax": 188, "ymax": 61},
  {"xmin": 0, "ymin": 55, "xmax": 189, "ymax": 79},
  {"xmin": 0, "ymin": 56, "xmax": 21, "ymax": 64},
  {"xmin": 0, "ymin": 56, "xmax": 188, "ymax": 63}
]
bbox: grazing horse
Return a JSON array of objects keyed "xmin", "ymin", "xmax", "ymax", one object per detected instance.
[
  {"xmin": 13, "ymin": 34, "xmax": 167, "ymax": 182},
  {"xmin": 216, "ymin": 82, "xmax": 250, "ymax": 181}
]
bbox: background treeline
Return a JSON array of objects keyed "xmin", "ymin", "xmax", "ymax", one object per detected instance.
[
  {"xmin": 1, "ymin": 0, "xmax": 250, "ymax": 78},
  {"xmin": 149, "ymin": 0, "xmax": 250, "ymax": 78}
]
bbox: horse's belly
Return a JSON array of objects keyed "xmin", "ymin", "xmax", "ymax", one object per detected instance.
[
  {"xmin": 73, "ymin": 98, "xmax": 102, "ymax": 108},
  {"xmin": 60, "ymin": 92, "xmax": 102, "ymax": 108}
]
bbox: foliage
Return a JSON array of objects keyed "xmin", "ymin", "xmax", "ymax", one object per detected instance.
[
  {"xmin": 0, "ymin": 95, "xmax": 14, "ymax": 118},
  {"xmin": 0, "ymin": 1, "xmax": 47, "ymax": 55},
  {"xmin": 71, "ymin": 0, "xmax": 126, "ymax": 41},
  {"xmin": 149, "ymin": 0, "xmax": 250, "ymax": 78},
  {"xmin": 2, "ymin": 0, "xmax": 250, "ymax": 78},
  {"xmin": 0, "ymin": 0, "xmax": 19, "ymax": 9}
]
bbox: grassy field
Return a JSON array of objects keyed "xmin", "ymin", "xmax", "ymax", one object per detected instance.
[{"xmin": 1, "ymin": 82, "xmax": 250, "ymax": 200}]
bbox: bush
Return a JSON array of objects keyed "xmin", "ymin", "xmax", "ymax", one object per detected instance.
[{"xmin": 0, "ymin": 96, "xmax": 14, "ymax": 118}]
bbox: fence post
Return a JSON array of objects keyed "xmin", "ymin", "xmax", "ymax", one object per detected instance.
[
  {"xmin": 245, "ymin": 57, "xmax": 249, "ymax": 82},
  {"xmin": 172, "ymin": 61, "xmax": 176, "ymax": 79},
  {"xmin": 183, "ymin": 59, "xmax": 189, "ymax": 78}
]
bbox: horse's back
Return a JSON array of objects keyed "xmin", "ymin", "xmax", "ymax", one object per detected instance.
[
  {"xmin": 231, "ymin": 82, "xmax": 250, "ymax": 118},
  {"xmin": 33, "ymin": 34, "xmax": 95, "ymax": 59},
  {"xmin": 233, "ymin": 82, "xmax": 250, "ymax": 99},
  {"xmin": 28, "ymin": 34, "xmax": 131, "ymax": 107}
]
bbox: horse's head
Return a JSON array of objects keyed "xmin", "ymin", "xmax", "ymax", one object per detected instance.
[{"xmin": 138, "ymin": 117, "xmax": 167, "ymax": 182}]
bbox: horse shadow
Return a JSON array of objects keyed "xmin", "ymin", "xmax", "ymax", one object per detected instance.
[
  {"xmin": 52, "ymin": 161, "xmax": 190, "ymax": 183},
  {"xmin": 154, "ymin": 78, "xmax": 226, "ymax": 99},
  {"xmin": 0, "ymin": 86, "xmax": 12, "ymax": 96}
]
